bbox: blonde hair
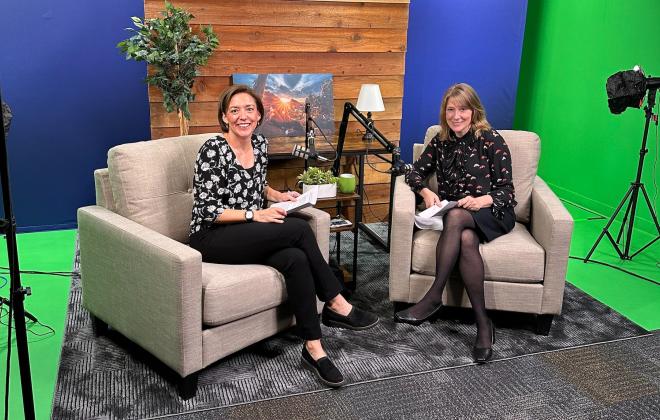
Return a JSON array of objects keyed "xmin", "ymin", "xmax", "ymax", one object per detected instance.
[{"xmin": 438, "ymin": 83, "xmax": 491, "ymax": 140}]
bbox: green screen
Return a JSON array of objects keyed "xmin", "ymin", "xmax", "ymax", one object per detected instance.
[{"xmin": 515, "ymin": 0, "xmax": 660, "ymax": 237}]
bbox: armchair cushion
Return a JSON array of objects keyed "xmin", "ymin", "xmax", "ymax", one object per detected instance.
[
  {"xmin": 201, "ymin": 263, "xmax": 286, "ymax": 326},
  {"xmin": 411, "ymin": 222, "xmax": 545, "ymax": 283},
  {"xmin": 420, "ymin": 127, "xmax": 540, "ymax": 223},
  {"xmin": 107, "ymin": 134, "xmax": 217, "ymax": 243}
]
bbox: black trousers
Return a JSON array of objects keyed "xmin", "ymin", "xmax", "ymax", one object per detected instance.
[{"xmin": 189, "ymin": 217, "xmax": 343, "ymax": 340}]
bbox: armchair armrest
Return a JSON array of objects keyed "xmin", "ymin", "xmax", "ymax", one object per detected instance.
[
  {"xmin": 529, "ymin": 176, "xmax": 574, "ymax": 314},
  {"xmin": 388, "ymin": 175, "xmax": 417, "ymax": 302},
  {"xmin": 77, "ymin": 205, "xmax": 203, "ymax": 376},
  {"xmin": 291, "ymin": 206, "xmax": 331, "ymax": 262}
]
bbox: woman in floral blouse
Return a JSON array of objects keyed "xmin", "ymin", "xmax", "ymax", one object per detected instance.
[
  {"xmin": 189, "ymin": 85, "xmax": 378, "ymax": 388},
  {"xmin": 394, "ymin": 83, "xmax": 516, "ymax": 363}
]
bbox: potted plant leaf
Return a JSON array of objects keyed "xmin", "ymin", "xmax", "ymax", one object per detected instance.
[
  {"xmin": 117, "ymin": 1, "xmax": 219, "ymax": 136},
  {"xmin": 297, "ymin": 166, "xmax": 338, "ymax": 198}
]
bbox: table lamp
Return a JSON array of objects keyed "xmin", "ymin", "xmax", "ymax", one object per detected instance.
[{"xmin": 356, "ymin": 84, "xmax": 385, "ymax": 143}]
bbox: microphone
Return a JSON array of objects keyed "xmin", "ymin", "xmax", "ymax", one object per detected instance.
[
  {"xmin": 292, "ymin": 144, "xmax": 330, "ymax": 162},
  {"xmin": 390, "ymin": 161, "xmax": 413, "ymax": 176},
  {"xmin": 304, "ymin": 100, "xmax": 317, "ymax": 153},
  {"xmin": 295, "ymin": 100, "xmax": 329, "ymax": 161}
]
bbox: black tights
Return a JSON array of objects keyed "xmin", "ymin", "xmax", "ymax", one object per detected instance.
[{"xmin": 408, "ymin": 208, "xmax": 492, "ymax": 347}]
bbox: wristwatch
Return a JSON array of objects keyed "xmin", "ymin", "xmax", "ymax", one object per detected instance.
[{"xmin": 245, "ymin": 210, "xmax": 254, "ymax": 222}]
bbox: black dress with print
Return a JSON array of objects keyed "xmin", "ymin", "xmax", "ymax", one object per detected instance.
[
  {"xmin": 189, "ymin": 133, "xmax": 269, "ymax": 236},
  {"xmin": 406, "ymin": 128, "xmax": 517, "ymax": 242}
]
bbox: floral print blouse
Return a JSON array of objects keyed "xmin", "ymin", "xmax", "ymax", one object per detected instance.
[
  {"xmin": 189, "ymin": 133, "xmax": 269, "ymax": 235},
  {"xmin": 406, "ymin": 128, "xmax": 516, "ymax": 219}
]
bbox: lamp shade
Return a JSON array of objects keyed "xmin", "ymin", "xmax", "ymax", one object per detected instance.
[{"xmin": 356, "ymin": 84, "xmax": 385, "ymax": 112}]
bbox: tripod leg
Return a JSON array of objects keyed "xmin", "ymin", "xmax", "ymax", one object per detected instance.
[
  {"xmin": 629, "ymin": 184, "xmax": 660, "ymax": 259},
  {"xmin": 615, "ymin": 189, "xmax": 635, "ymax": 244},
  {"xmin": 585, "ymin": 185, "xmax": 633, "ymax": 261},
  {"xmin": 639, "ymin": 184, "xmax": 660, "ymax": 232},
  {"xmin": 622, "ymin": 186, "xmax": 644, "ymax": 259}
]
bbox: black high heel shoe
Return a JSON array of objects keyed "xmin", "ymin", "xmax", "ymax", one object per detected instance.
[
  {"xmin": 394, "ymin": 303, "xmax": 443, "ymax": 326},
  {"xmin": 472, "ymin": 320, "xmax": 495, "ymax": 364}
]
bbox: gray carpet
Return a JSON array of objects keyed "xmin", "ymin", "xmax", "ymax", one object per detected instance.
[
  {"xmin": 51, "ymin": 229, "xmax": 648, "ymax": 419},
  {"xmin": 167, "ymin": 333, "xmax": 660, "ymax": 420}
]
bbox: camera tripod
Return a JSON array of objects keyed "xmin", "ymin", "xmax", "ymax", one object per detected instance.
[
  {"xmin": 585, "ymin": 87, "xmax": 660, "ymax": 261},
  {"xmin": 0, "ymin": 88, "xmax": 35, "ymax": 419}
]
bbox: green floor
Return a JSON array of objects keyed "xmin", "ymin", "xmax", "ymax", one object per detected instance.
[
  {"xmin": 0, "ymin": 229, "xmax": 77, "ymax": 420},
  {"xmin": 0, "ymin": 212, "xmax": 657, "ymax": 419},
  {"xmin": 562, "ymin": 201, "xmax": 659, "ymax": 331}
]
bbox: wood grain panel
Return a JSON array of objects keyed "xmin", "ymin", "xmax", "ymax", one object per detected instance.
[
  {"xmin": 212, "ymin": 26, "xmax": 406, "ymax": 53},
  {"xmin": 307, "ymin": 0, "xmax": 409, "ymax": 3},
  {"xmin": 363, "ymin": 183, "xmax": 391, "ymax": 203},
  {"xmin": 150, "ymin": 125, "xmax": 399, "ymax": 149},
  {"xmin": 362, "ymin": 163, "xmax": 393, "ymax": 184},
  {"xmin": 145, "ymin": 0, "xmax": 409, "ymax": 29},
  {"xmin": 149, "ymin": 75, "xmax": 404, "ymax": 102},
  {"xmin": 361, "ymin": 203, "xmax": 390, "ymax": 223},
  {"xmin": 200, "ymin": 52, "xmax": 405, "ymax": 76},
  {"xmin": 150, "ymin": 120, "xmax": 400, "ymax": 147},
  {"xmin": 333, "ymin": 97, "xmax": 402, "ymax": 121},
  {"xmin": 145, "ymin": 0, "xmax": 409, "ymax": 222},
  {"xmin": 150, "ymin": 98, "xmax": 402, "ymax": 127}
]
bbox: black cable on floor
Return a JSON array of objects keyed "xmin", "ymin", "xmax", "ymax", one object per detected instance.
[
  {"xmin": 569, "ymin": 255, "xmax": 659, "ymax": 286},
  {"xmin": 0, "ymin": 307, "xmax": 56, "ymax": 339},
  {"xmin": 0, "ymin": 266, "xmax": 75, "ymax": 277}
]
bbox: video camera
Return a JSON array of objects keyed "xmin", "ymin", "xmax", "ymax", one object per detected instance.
[{"xmin": 606, "ymin": 66, "xmax": 660, "ymax": 114}]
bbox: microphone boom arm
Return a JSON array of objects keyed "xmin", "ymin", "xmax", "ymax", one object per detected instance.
[
  {"xmin": 333, "ymin": 102, "xmax": 404, "ymax": 176},
  {"xmin": 333, "ymin": 101, "xmax": 409, "ymax": 251}
]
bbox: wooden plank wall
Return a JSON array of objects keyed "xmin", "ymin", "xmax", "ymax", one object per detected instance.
[{"xmin": 145, "ymin": 0, "xmax": 409, "ymax": 223}]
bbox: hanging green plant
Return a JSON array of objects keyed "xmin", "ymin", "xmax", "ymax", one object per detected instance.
[{"xmin": 117, "ymin": 1, "xmax": 219, "ymax": 136}]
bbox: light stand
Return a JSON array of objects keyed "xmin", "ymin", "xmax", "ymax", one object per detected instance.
[
  {"xmin": 333, "ymin": 101, "xmax": 409, "ymax": 251},
  {"xmin": 585, "ymin": 83, "xmax": 660, "ymax": 261},
  {"xmin": 0, "ymin": 89, "xmax": 36, "ymax": 420}
]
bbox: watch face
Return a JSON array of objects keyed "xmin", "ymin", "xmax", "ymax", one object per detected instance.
[{"xmin": 246, "ymin": 210, "xmax": 254, "ymax": 221}]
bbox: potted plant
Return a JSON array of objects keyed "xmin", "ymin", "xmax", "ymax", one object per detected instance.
[
  {"xmin": 117, "ymin": 2, "xmax": 219, "ymax": 136},
  {"xmin": 297, "ymin": 166, "xmax": 338, "ymax": 198}
]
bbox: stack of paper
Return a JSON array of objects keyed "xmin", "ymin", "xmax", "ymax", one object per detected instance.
[
  {"xmin": 270, "ymin": 189, "xmax": 319, "ymax": 213},
  {"xmin": 414, "ymin": 200, "xmax": 458, "ymax": 230}
]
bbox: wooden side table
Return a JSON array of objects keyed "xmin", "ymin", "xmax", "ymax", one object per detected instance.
[{"xmin": 316, "ymin": 191, "xmax": 361, "ymax": 288}]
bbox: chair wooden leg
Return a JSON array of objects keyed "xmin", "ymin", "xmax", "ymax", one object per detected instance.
[
  {"xmin": 535, "ymin": 314, "xmax": 554, "ymax": 336},
  {"xmin": 178, "ymin": 373, "xmax": 199, "ymax": 400},
  {"xmin": 91, "ymin": 315, "xmax": 108, "ymax": 337}
]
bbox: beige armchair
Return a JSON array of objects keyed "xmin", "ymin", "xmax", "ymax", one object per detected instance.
[
  {"xmin": 77, "ymin": 134, "xmax": 330, "ymax": 399},
  {"xmin": 389, "ymin": 127, "xmax": 573, "ymax": 334}
]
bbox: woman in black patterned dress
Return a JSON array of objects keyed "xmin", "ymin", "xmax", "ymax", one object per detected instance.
[
  {"xmin": 188, "ymin": 85, "xmax": 378, "ymax": 387},
  {"xmin": 394, "ymin": 83, "xmax": 516, "ymax": 363}
]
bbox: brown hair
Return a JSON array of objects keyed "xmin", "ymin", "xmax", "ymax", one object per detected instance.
[
  {"xmin": 438, "ymin": 83, "xmax": 491, "ymax": 140},
  {"xmin": 217, "ymin": 84, "xmax": 264, "ymax": 133}
]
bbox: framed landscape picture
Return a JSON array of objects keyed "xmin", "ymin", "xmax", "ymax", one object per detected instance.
[{"xmin": 231, "ymin": 73, "xmax": 334, "ymax": 138}]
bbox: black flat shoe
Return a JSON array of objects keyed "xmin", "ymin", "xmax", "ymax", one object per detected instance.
[
  {"xmin": 322, "ymin": 305, "xmax": 379, "ymax": 330},
  {"xmin": 393, "ymin": 303, "xmax": 443, "ymax": 326},
  {"xmin": 472, "ymin": 321, "xmax": 495, "ymax": 364},
  {"xmin": 300, "ymin": 345, "xmax": 345, "ymax": 388}
]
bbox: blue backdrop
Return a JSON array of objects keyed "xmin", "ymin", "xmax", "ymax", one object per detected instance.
[
  {"xmin": 0, "ymin": 1, "xmax": 527, "ymax": 230},
  {"xmin": 0, "ymin": 0, "xmax": 150, "ymax": 231},
  {"xmin": 400, "ymin": 0, "xmax": 528, "ymax": 163}
]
